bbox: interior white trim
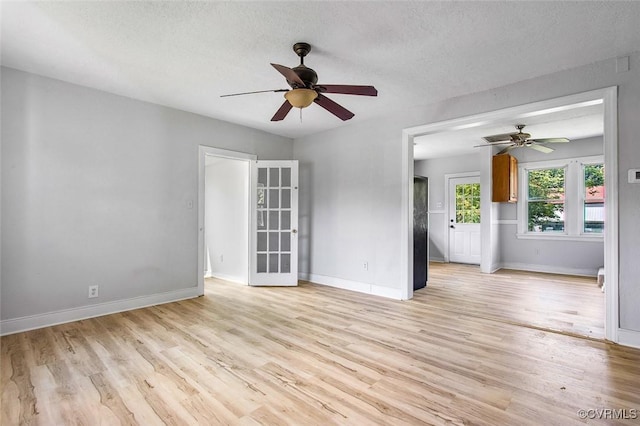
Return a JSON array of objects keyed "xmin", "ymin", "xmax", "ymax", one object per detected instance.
[
  {"xmin": 400, "ymin": 131, "xmax": 413, "ymax": 301},
  {"xmin": 402, "ymin": 87, "xmax": 619, "ymax": 343},
  {"xmin": 602, "ymin": 87, "xmax": 619, "ymax": 343},
  {"xmin": 208, "ymin": 273, "xmax": 248, "ymax": 285},
  {"xmin": 300, "ymin": 273, "xmax": 402, "ymax": 300},
  {"xmin": 618, "ymin": 328, "xmax": 640, "ymax": 349},
  {"xmin": 494, "ymin": 220, "xmax": 518, "ymax": 225},
  {"xmin": 0, "ymin": 287, "xmax": 200, "ymax": 336},
  {"xmin": 198, "ymin": 146, "xmax": 256, "ymax": 295},
  {"xmin": 498, "ymin": 262, "xmax": 598, "ymax": 277}
]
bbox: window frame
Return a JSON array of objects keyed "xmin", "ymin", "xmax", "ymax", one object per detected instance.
[{"xmin": 517, "ymin": 155, "xmax": 604, "ymax": 241}]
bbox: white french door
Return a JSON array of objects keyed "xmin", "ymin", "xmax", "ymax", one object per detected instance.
[
  {"xmin": 250, "ymin": 160, "xmax": 299, "ymax": 286},
  {"xmin": 448, "ymin": 176, "xmax": 481, "ymax": 265}
]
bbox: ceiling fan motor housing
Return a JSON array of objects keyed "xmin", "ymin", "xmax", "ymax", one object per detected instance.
[{"xmin": 292, "ymin": 65, "xmax": 318, "ymax": 88}]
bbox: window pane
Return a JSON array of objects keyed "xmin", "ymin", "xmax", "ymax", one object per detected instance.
[
  {"xmin": 257, "ymin": 211, "xmax": 266, "ymax": 230},
  {"xmin": 281, "ymin": 211, "xmax": 291, "ymax": 230},
  {"xmin": 281, "ymin": 189, "xmax": 291, "ymax": 209},
  {"xmin": 269, "ymin": 253, "xmax": 279, "ymax": 273},
  {"xmin": 281, "ymin": 254, "xmax": 291, "ymax": 273},
  {"xmin": 258, "ymin": 168, "xmax": 268, "ymax": 187},
  {"xmin": 269, "ymin": 168, "xmax": 279, "ymax": 187},
  {"xmin": 528, "ymin": 168, "xmax": 565, "ymax": 232},
  {"xmin": 268, "ymin": 232, "xmax": 279, "ymax": 251},
  {"xmin": 584, "ymin": 164, "xmax": 604, "ymax": 234},
  {"xmin": 528, "ymin": 201, "xmax": 564, "ymax": 232},
  {"xmin": 269, "ymin": 189, "xmax": 279, "ymax": 208},
  {"xmin": 257, "ymin": 254, "xmax": 267, "ymax": 273},
  {"xmin": 269, "ymin": 211, "xmax": 279, "ymax": 230},
  {"xmin": 528, "ymin": 168, "xmax": 564, "ymax": 201},
  {"xmin": 280, "ymin": 232, "xmax": 291, "ymax": 252},
  {"xmin": 281, "ymin": 168, "xmax": 291, "ymax": 187},
  {"xmin": 455, "ymin": 183, "xmax": 480, "ymax": 224},
  {"xmin": 257, "ymin": 232, "xmax": 267, "ymax": 252}
]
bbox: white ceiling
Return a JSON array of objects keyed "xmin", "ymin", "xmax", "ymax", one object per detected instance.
[
  {"xmin": 414, "ymin": 101, "xmax": 604, "ymax": 160},
  {"xmin": 2, "ymin": 2, "xmax": 639, "ymax": 140}
]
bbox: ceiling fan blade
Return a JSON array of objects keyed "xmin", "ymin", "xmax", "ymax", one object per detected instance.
[
  {"xmin": 221, "ymin": 89, "xmax": 288, "ymax": 97},
  {"xmin": 497, "ymin": 145, "xmax": 516, "ymax": 155},
  {"xmin": 317, "ymin": 85, "xmax": 378, "ymax": 96},
  {"xmin": 475, "ymin": 141, "xmax": 514, "ymax": 146},
  {"xmin": 528, "ymin": 144, "xmax": 554, "ymax": 153},
  {"xmin": 271, "ymin": 101, "xmax": 293, "ymax": 122},
  {"xmin": 271, "ymin": 63, "xmax": 305, "ymax": 87},
  {"xmin": 529, "ymin": 138, "xmax": 570, "ymax": 143},
  {"xmin": 314, "ymin": 94, "xmax": 354, "ymax": 121},
  {"xmin": 483, "ymin": 132, "xmax": 518, "ymax": 143}
]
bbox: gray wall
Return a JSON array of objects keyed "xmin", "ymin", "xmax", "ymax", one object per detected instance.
[
  {"xmin": 204, "ymin": 158, "xmax": 249, "ymax": 283},
  {"xmin": 414, "ymin": 152, "xmax": 482, "ymax": 261},
  {"xmin": 1, "ymin": 67, "xmax": 292, "ymax": 322},
  {"xmin": 293, "ymin": 51, "xmax": 640, "ymax": 332}
]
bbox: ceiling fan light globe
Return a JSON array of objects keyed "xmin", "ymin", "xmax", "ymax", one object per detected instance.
[{"xmin": 285, "ymin": 88, "xmax": 318, "ymax": 108}]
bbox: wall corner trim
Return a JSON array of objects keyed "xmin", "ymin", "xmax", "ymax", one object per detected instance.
[{"xmin": 0, "ymin": 287, "xmax": 201, "ymax": 336}]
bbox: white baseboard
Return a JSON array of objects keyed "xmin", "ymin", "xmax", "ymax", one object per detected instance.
[
  {"xmin": 209, "ymin": 272, "xmax": 247, "ymax": 285},
  {"xmin": 429, "ymin": 257, "xmax": 445, "ymax": 263},
  {"xmin": 497, "ymin": 262, "xmax": 597, "ymax": 277},
  {"xmin": 0, "ymin": 287, "xmax": 201, "ymax": 336},
  {"xmin": 299, "ymin": 273, "xmax": 402, "ymax": 300},
  {"xmin": 618, "ymin": 328, "xmax": 640, "ymax": 349}
]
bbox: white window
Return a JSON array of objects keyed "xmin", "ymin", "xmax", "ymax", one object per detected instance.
[{"xmin": 517, "ymin": 155, "xmax": 604, "ymax": 241}]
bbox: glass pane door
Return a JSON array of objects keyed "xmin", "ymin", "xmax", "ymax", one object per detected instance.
[{"xmin": 251, "ymin": 161, "xmax": 298, "ymax": 286}]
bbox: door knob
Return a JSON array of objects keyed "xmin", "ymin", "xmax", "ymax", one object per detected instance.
[
  {"xmin": 450, "ymin": 225, "xmax": 455, "ymax": 229},
  {"xmin": 291, "ymin": 229, "xmax": 298, "ymax": 234}
]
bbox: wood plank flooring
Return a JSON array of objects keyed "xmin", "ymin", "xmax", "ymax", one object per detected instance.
[
  {"xmin": 2, "ymin": 268, "xmax": 639, "ymax": 425},
  {"xmin": 422, "ymin": 263, "xmax": 605, "ymax": 339}
]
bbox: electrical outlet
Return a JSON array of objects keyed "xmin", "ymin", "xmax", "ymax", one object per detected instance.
[
  {"xmin": 363, "ymin": 262, "xmax": 369, "ymax": 271},
  {"xmin": 220, "ymin": 254, "xmax": 224, "ymax": 263},
  {"xmin": 88, "ymin": 285, "xmax": 99, "ymax": 298}
]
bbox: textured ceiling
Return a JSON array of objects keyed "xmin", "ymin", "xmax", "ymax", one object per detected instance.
[{"xmin": 2, "ymin": 1, "xmax": 639, "ymax": 139}]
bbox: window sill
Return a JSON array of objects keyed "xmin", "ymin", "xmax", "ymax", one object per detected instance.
[{"xmin": 516, "ymin": 233, "xmax": 604, "ymax": 242}]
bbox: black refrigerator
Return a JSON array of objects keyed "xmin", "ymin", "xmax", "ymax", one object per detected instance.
[{"xmin": 413, "ymin": 176, "xmax": 429, "ymax": 291}]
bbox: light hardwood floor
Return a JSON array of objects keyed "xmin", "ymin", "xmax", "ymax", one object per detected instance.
[
  {"xmin": 2, "ymin": 267, "xmax": 639, "ymax": 425},
  {"xmin": 423, "ymin": 263, "xmax": 605, "ymax": 339}
]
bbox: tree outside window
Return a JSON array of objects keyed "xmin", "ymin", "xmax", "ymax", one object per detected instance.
[
  {"xmin": 455, "ymin": 183, "xmax": 480, "ymax": 224},
  {"xmin": 527, "ymin": 168, "xmax": 565, "ymax": 232},
  {"xmin": 583, "ymin": 163, "xmax": 604, "ymax": 233}
]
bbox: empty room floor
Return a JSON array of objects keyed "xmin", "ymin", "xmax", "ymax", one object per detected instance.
[
  {"xmin": 421, "ymin": 262, "xmax": 605, "ymax": 340},
  {"xmin": 2, "ymin": 274, "xmax": 638, "ymax": 425}
]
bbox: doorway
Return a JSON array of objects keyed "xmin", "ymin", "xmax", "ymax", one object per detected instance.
[
  {"xmin": 401, "ymin": 87, "xmax": 619, "ymax": 343},
  {"xmin": 197, "ymin": 147, "xmax": 300, "ymax": 293},
  {"xmin": 203, "ymin": 156, "xmax": 249, "ymax": 284}
]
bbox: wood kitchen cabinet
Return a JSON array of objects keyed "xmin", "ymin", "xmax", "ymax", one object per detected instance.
[{"xmin": 492, "ymin": 154, "xmax": 518, "ymax": 203}]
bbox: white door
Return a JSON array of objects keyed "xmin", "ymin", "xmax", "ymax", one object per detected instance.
[
  {"xmin": 250, "ymin": 161, "xmax": 299, "ymax": 286},
  {"xmin": 448, "ymin": 176, "xmax": 481, "ymax": 264}
]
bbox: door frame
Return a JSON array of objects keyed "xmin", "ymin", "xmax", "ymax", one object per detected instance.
[
  {"xmin": 445, "ymin": 172, "xmax": 481, "ymax": 263},
  {"xmin": 198, "ymin": 146, "xmax": 256, "ymax": 295},
  {"xmin": 401, "ymin": 87, "xmax": 618, "ymax": 343}
]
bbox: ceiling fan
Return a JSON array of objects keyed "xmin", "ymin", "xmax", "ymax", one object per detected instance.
[
  {"xmin": 475, "ymin": 124, "xmax": 570, "ymax": 154},
  {"xmin": 221, "ymin": 42, "xmax": 378, "ymax": 122}
]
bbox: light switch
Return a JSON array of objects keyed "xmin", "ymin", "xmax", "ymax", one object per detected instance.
[{"xmin": 628, "ymin": 169, "xmax": 640, "ymax": 183}]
